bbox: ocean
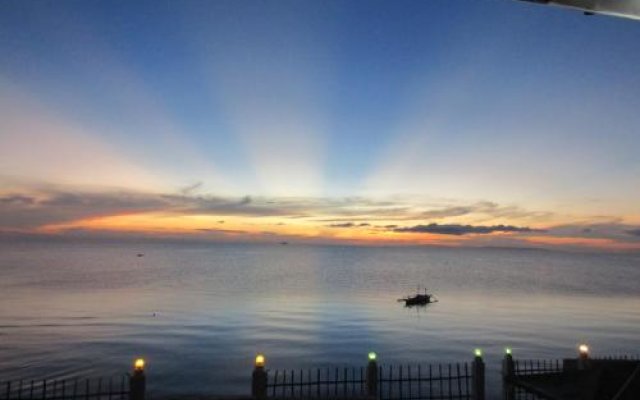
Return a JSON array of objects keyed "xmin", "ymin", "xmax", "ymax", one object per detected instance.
[{"xmin": 1, "ymin": 242, "xmax": 639, "ymax": 397}]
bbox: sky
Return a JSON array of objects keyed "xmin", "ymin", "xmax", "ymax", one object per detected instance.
[{"xmin": 1, "ymin": 0, "xmax": 639, "ymax": 251}]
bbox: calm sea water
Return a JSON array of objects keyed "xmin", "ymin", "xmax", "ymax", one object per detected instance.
[{"xmin": 1, "ymin": 242, "xmax": 639, "ymax": 397}]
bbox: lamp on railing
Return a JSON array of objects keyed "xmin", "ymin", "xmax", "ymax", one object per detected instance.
[
  {"xmin": 472, "ymin": 349, "xmax": 485, "ymax": 400},
  {"xmin": 578, "ymin": 344, "xmax": 589, "ymax": 359},
  {"xmin": 252, "ymin": 353, "xmax": 267, "ymax": 399},
  {"xmin": 502, "ymin": 347, "xmax": 515, "ymax": 379},
  {"xmin": 502, "ymin": 348, "xmax": 515, "ymax": 400},
  {"xmin": 130, "ymin": 358, "xmax": 146, "ymax": 400},
  {"xmin": 134, "ymin": 359, "xmax": 145, "ymax": 372},
  {"xmin": 578, "ymin": 343, "xmax": 590, "ymax": 370},
  {"xmin": 366, "ymin": 351, "xmax": 378, "ymax": 397}
]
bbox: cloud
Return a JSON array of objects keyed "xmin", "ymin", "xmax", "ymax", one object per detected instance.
[
  {"xmin": 0, "ymin": 187, "xmax": 560, "ymax": 233},
  {"xmin": 0, "ymin": 195, "xmax": 36, "ymax": 205},
  {"xmin": 328, "ymin": 222, "xmax": 356, "ymax": 228},
  {"xmin": 326, "ymin": 222, "xmax": 371, "ymax": 228},
  {"xmin": 0, "ymin": 189, "xmax": 292, "ymax": 229},
  {"xmin": 4, "ymin": 186, "xmax": 636, "ymax": 254},
  {"xmin": 418, "ymin": 201, "xmax": 552, "ymax": 221},
  {"xmin": 625, "ymin": 229, "xmax": 640, "ymax": 237},
  {"xmin": 197, "ymin": 228, "xmax": 248, "ymax": 235},
  {"xmin": 393, "ymin": 223, "xmax": 539, "ymax": 236},
  {"xmin": 420, "ymin": 206, "xmax": 474, "ymax": 219},
  {"xmin": 544, "ymin": 223, "xmax": 640, "ymax": 241},
  {"xmin": 180, "ymin": 182, "xmax": 203, "ymax": 195}
]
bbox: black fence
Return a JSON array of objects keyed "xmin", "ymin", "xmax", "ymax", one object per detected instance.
[
  {"xmin": 3, "ymin": 350, "xmax": 638, "ymax": 400},
  {"xmin": 377, "ymin": 363, "xmax": 473, "ymax": 400},
  {"xmin": 263, "ymin": 362, "xmax": 478, "ymax": 400},
  {"xmin": 504, "ymin": 354, "xmax": 640, "ymax": 400},
  {"xmin": 513, "ymin": 360, "xmax": 562, "ymax": 376},
  {"xmin": 0, "ymin": 376, "xmax": 130, "ymax": 400},
  {"xmin": 267, "ymin": 367, "xmax": 367, "ymax": 398}
]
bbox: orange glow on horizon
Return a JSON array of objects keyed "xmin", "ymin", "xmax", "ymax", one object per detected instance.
[
  {"xmin": 36, "ymin": 212, "xmax": 466, "ymax": 246},
  {"xmin": 27, "ymin": 212, "xmax": 640, "ymax": 251}
]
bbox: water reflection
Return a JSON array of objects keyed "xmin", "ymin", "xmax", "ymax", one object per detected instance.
[{"xmin": 0, "ymin": 243, "xmax": 639, "ymax": 397}]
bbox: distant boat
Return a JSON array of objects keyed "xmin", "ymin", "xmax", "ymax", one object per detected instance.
[
  {"xmin": 399, "ymin": 288, "xmax": 437, "ymax": 307},
  {"xmin": 280, "ymin": 241, "xmax": 289, "ymax": 245},
  {"xmin": 137, "ymin": 253, "xmax": 144, "ymax": 257}
]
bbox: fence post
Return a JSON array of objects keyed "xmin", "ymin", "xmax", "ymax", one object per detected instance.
[
  {"xmin": 502, "ymin": 348, "xmax": 515, "ymax": 400},
  {"xmin": 472, "ymin": 349, "xmax": 485, "ymax": 400},
  {"xmin": 366, "ymin": 352, "xmax": 378, "ymax": 398},
  {"xmin": 252, "ymin": 354, "xmax": 268, "ymax": 399},
  {"xmin": 129, "ymin": 359, "xmax": 146, "ymax": 400}
]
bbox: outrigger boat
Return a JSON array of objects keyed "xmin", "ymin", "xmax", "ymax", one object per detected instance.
[{"xmin": 399, "ymin": 287, "xmax": 437, "ymax": 306}]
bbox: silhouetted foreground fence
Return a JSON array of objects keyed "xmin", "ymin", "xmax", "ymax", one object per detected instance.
[
  {"xmin": 1, "ymin": 360, "xmax": 145, "ymax": 400},
  {"xmin": 263, "ymin": 362, "xmax": 477, "ymax": 400},
  {"xmin": 503, "ymin": 347, "xmax": 640, "ymax": 400},
  {"xmin": 1, "ymin": 376, "xmax": 130, "ymax": 400},
  {"xmin": 2, "ymin": 346, "xmax": 639, "ymax": 400},
  {"xmin": 253, "ymin": 352, "xmax": 485, "ymax": 400}
]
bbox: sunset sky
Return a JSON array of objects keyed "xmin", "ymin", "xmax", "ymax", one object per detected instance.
[{"xmin": 1, "ymin": 0, "xmax": 639, "ymax": 251}]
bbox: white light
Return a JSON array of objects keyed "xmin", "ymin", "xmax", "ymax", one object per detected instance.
[
  {"xmin": 134, "ymin": 358, "xmax": 145, "ymax": 371},
  {"xmin": 579, "ymin": 344, "xmax": 589, "ymax": 355}
]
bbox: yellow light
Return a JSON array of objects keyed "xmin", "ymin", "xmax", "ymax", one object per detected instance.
[
  {"xmin": 368, "ymin": 352, "xmax": 377, "ymax": 361},
  {"xmin": 474, "ymin": 348, "xmax": 482, "ymax": 357},
  {"xmin": 255, "ymin": 354, "xmax": 265, "ymax": 367},
  {"xmin": 505, "ymin": 348, "xmax": 512, "ymax": 355},
  {"xmin": 134, "ymin": 358, "xmax": 145, "ymax": 371},
  {"xmin": 579, "ymin": 344, "xmax": 589, "ymax": 355}
]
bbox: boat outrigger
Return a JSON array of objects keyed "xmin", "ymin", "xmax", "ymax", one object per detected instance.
[{"xmin": 399, "ymin": 288, "xmax": 438, "ymax": 306}]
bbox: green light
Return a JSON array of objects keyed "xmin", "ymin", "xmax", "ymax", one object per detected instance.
[
  {"xmin": 368, "ymin": 352, "xmax": 377, "ymax": 361},
  {"xmin": 474, "ymin": 348, "xmax": 482, "ymax": 357},
  {"xmin": 505, "ymin": 347, "xmax": 512, "ymax": 355}
]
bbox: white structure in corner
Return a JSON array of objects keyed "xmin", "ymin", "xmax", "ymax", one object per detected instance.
[{"xmin": 516, "ymin": 0, "xmax": 640, "ymax": 20}]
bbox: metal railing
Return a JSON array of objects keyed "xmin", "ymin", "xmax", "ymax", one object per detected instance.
[
  {"xmin": 503, "ymin": 351, "xmax": 640, "ymax": 400},
  {"xmin": 0, "ymin": 376, "xmax": 130, "ymax": 400},
  {"xmin": 513, "ymin": 360, "xmax": 561, "ymax": 376},
  {"xmin": 267, "ymin": 367, "xmax": 367, "ymax": 398},
  {"xmin": 264, "ymin": 363, "xmax": 474, "ymax": 400},
  {"xmin": 3, "ymin": 347, "xmax": 638, "ymax": 400},
  {"xmin": 377, "ymin": 363, "xmax": 473, "ymax": 400},
  {"xmin": 257, "ymin": 355, "xmax": 484, "ymax": 400}
]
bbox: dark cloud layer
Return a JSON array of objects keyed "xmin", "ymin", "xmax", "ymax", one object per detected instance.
[
  {"xmin": 0, "ymin": 195, "xmax": 36, "ymax": 205},
  {"xmin": 328, "ymin": 222, "xmax": 356, "ymax": 228},
  {"xmin": 197, "ymin": 228, "xmax": 248, "ymax": 235},
  {"xmin": 393, "ymin": 223, "xmax": 539, "ymax": 236},
  {"xmin": 625, "ymin": 229, "xmax": 640, "ymax": 237},
  {"xmin": 0, "ymin": 190, "xmax": 293, "ymax": 229},
  {"xmin": 327, "ymin": 222, "xmax": 371, "ymax": 228}
]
